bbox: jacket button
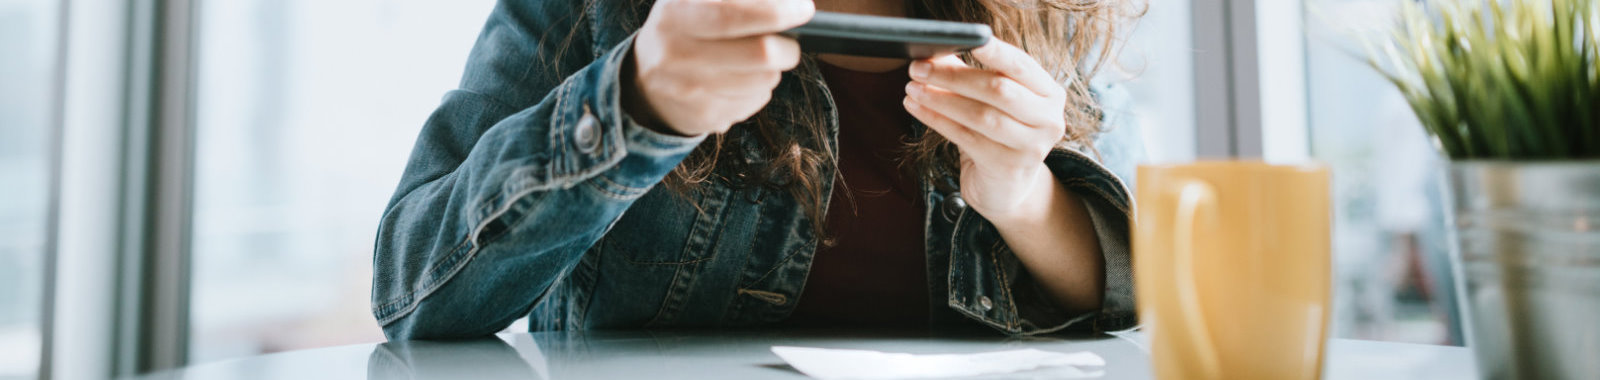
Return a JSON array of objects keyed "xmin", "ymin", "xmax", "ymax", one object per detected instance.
[
  {"xmin": 574, "ymin": 106, "xmax": 601, "ymax": 153},
  {"xmin": 978, "ymin": 296, "xmax": 993, "ymax": 312},
  {"xmin": 942, "ymin": 192, "xmax": 967, "ymax": 222}
]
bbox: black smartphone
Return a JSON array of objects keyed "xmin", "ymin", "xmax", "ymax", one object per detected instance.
[{"xmin": 782, "ymin": 12, "xmax": 992, "ymax": 59}]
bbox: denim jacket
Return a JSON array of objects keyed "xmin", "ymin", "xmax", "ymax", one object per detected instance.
[{"xmin": 372, "ymin": 0, "xmax": 1144, "ymax": 340}]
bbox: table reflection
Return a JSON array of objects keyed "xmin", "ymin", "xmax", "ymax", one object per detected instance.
[
  {"xmin": 127, "ymin": 327, "xmax": 1468, "ymax": 380},
  {"xmin": 368, "ymin": 338, "xmax": 543, "ymax": 380},
  {"xmin": 365, "ymin": 329, "xmax": 1147, "ymax": 380}
]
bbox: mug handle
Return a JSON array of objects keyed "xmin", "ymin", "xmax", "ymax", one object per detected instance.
[{"xmin": 1175, "ymin": 180, "xmax": 1222, "ymax": 379}]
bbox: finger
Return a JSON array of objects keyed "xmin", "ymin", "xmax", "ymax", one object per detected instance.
[
  {"xmin": 903, "ymin": 97, "xmax": 1015, "ymax": 165},
  {"xmin": 651, "ymin": 67, "xmax": 781, "ymax": 100},
  {"xmin": 676, "ymin": 34, "xmax": 801, "ymax": 72},
  {"xmin": 696, "ymin": 70, "xmax": 784, "ymax": 96},
  {"xmin": 968, "ymin": 40, "xmax": 1064, "ymax": 98},
  {"xmin": 663, "ymin": 0, "xmax": 815, "ymax": 39},
  {"xmin": 909, "ymin": 57, "xmax": 1062, "ymax": 129},
  {"xmin": 905, "ymin": 82, "xmax": 1045, "ymax": 150},
  {"xmin": 675, "ymin": 90, "xmax": 774, "ymax": 132}
]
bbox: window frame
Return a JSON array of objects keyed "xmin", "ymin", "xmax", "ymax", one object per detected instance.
[
  {"xmin": 48, "ymin": 0, "xmax": 198, "ymax": 377},
  {"xmin": 1190, "ymin": 0, "xmax": 1311, "ymax": 160}
]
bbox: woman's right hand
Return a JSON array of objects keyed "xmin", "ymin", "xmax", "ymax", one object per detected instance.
[{"xmin": 623, "ymin": 0, "xmax": 815, "ymax": 137}]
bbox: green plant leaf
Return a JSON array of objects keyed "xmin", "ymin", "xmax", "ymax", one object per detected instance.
[{"xmin": 1362, "ymin": 0, "xmax": 1600, "ymax": 159}]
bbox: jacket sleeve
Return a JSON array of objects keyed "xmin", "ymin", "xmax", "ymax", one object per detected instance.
[
  {"xmin": 948, "ymin": 81, "xmax": 1143, "ymax": 335},
  {"xmin": 371, "ymin": 0, "xmax": 703, "ymax": 340}
]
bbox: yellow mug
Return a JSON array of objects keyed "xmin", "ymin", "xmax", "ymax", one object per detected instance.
[{"xmin": 1134, "ymin": 161, "xmax": 1332, "ymax": 380}]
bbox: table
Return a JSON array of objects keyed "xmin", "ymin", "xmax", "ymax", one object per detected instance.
[{"xmin": 132, "ymin": 329, "xmax": 1475, "ymax": 379}]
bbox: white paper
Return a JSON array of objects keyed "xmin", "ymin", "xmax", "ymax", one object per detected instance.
[{"xmin": 770, "ymin": 346, "xmax": 1106, "ymax": 380}]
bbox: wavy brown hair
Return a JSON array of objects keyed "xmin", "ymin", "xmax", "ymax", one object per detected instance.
[{"xmin": 658, "ymin": 0, "xmax": 1144, "ymax": 243}]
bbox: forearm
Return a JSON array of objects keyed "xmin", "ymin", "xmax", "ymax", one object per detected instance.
[
  {"xmin": 376, "ymin": 109, "xmax": 702, "ymax": 340},
  {"xmin": 986, "ymin": 167, "xmax": 1106, "ymax": 313},
  {"xmin": 374, "ymin": 33, "xmax": 705, "ymax": 340}
]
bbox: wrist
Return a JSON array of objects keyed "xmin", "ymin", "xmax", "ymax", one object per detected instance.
[{"xmin": 986, "ymin": 166, "xmax": 1065, "ymax": 229}]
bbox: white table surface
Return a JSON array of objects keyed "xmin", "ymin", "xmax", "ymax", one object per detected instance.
[{"xmin": 132, "ymin": 329, "xmax": 1476, "ymax": 379}]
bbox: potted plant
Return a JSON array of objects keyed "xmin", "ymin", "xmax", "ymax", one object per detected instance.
[{"xmin": 1366, "ymin": 0, "xmax": 1598, "ymax": 378}]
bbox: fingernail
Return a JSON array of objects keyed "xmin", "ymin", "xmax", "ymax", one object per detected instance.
[
  {"xmin": 903, "ymin": 97, "xmax": 919, "ymax": 110},
  {"xmin": 909, "ymin": 61, "xmax": 930, "ymax": 79},
  {"xmin": 905, "ymin": 82, "xmax": 923, "ymax": 97}
]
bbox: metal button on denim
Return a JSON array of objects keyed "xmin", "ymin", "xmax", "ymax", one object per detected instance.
[
  {"xmin": 942, "ymin": 192, "xmax": 966, "ymax": 222},
  {"xmin": 574, "ymin": 106, "xmax": 600, "ymax": 153},
  {"xmin": 978, "ymin": 296, "xmax": 993, "ymax": 311}
]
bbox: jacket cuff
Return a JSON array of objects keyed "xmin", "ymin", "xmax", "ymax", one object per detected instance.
[
  {"xmin": 946, "ymin": 148, "xmax": 1136, "ymax": 335},
  {"xmin": 1048, "ymin": 148, "xmax": 1137, "ymax": 333},
  {"xmin": 545, "ymin": 32, "xmax": 704, "ymax": 198},
  {"xmin": 947, "ymin": 215, "xmax": 1085, "ymax": 335}
]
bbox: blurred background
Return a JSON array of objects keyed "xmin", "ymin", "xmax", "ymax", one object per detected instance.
[
  {"xmin": 1, "ymin": 0, "xmax": 1456, "ymax": 378},
  {"xmin": 2, "ymin": 0, "xmax": 61, "ymax": 376}
]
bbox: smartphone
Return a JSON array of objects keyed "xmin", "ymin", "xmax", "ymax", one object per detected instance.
[{"xmin": 782, "ymin": 12, "xmax": 992, "ymax": 59}]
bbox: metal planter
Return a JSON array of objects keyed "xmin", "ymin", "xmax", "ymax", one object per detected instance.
[{"xmin": 1449, "ymin": 161, "xmax": 1600, "ymax": 380}]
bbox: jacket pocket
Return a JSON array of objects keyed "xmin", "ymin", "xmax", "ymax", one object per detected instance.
[{"xmin": 603, "ymin": 183, "xmax": 732, "ymax": 265}]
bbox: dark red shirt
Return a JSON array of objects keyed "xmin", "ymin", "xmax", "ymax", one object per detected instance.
[{"xmin": 786, "ymin": 61, "xmax": 929, "ymax": 327}]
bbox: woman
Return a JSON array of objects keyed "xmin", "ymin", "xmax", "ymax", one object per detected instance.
[{"xmin": 372, "ymin": 0, "xmax": 1144, "ymax": 340}]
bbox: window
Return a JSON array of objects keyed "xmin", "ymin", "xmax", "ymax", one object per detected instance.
[
  {"xmin": 23, "ymin": 0, "xmax": 1456, "ymax": 372},
  {"xmin": 1116, "ymin": 0, "xmax": 1196, "ymax": 163},
  {"xmin": 187, "ymin": 0, "xmax": 496, "ymax": 363},
  {"xmin": 0, "ymin": 0, "xmax": 60, "ymax": 378},
  {"xmin": 1119, "ymin": 0, "xmax": 1459, "ymax": 345},
  {"xmin": 1303, "ymin": 0, "xmax": 1459, "ymax": 345}
]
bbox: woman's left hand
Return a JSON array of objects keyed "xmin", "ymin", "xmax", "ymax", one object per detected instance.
[{"xmin": 903, "ymin": 40, "xmax": 1069, "ymax": 224}]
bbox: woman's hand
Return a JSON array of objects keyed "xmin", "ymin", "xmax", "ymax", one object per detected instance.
[
  {"xmin": 902, "ymin": 40, "xmax": 1070, "ymax": 224},
  {"xmin": 624, "ymin": 0, "xmax": 815, "ymax": 137},
  {"xmin": 905, "ymin": 41, "xmax": 1106, "ymax": 312}
]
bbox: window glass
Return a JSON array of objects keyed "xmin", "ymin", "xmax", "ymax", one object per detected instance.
[
  {"xmin": 0, "ymin": 0, "xmax": 59, "ymax": 377},
  {"xmin": 1114, "ymin": 0, "xmax": 1197, "ymax": 163},
  {"xmin": 1304, "ymin": 0, "xmax": 1459, "ymax": 345},
  {"xmin": 189, "ymin": 0, "xmax": 496, "ymax": 362}
]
